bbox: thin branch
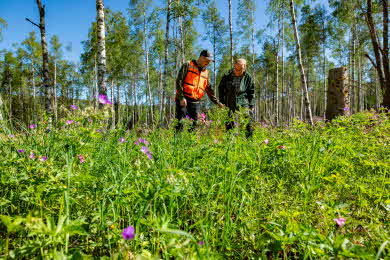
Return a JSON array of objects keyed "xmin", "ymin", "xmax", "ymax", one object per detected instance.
[
  {"xmin": 364, "ymin": 53, "xmax": 377, "ymax": 70},
  {"xmin": 25, "ymin": 18, "xmax": 41, "ymax": 29}
]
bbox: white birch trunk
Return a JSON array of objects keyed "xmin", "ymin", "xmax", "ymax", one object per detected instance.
[{"xmin": 290, "ymin": 0, "xmax": 314, "ymax": 126}]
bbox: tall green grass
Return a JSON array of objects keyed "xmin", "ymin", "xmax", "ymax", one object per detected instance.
[{"xmin": 0, "ymin": 107, "xmax": 389, "ymax": 258}]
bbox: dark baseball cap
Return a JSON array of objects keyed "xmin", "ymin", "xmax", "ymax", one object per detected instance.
[{"xmin": 200, "ymin": 50, "xmax": 214, "ymax": 61}]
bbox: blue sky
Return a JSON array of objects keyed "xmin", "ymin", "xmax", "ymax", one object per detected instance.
[{"xmin": 0, "ymin": 0, "xmax": 270, "ymax": 62}]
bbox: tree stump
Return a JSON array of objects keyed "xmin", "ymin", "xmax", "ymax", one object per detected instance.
[{"xmin": 326, "ymin": 67, "xmax": 350, "ymax": 121}]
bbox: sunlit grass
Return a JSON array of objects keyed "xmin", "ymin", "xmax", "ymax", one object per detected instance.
[{"xmin": 0, "ymin": 107, "xmax": 389, "ymax": 258}]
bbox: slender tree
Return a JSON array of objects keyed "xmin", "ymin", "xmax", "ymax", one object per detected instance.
[
  {"xmin": 289, "ymin": 0, "xmax": 313, "ymax": 126},
  {"xmin": 96, "ymin": 0, "xmax": 108, "ymax": 97}
]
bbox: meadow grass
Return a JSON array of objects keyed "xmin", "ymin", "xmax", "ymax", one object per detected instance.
[{"xmin": 0, "ymin": 107, "xmax": 389, "ymax": 259}]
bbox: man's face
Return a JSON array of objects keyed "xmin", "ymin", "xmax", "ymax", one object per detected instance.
[
  {"xmin": 198, "ymin": 56, "xmax": 211, "ymax": 68},
  {"xmin": 234, "ymin": 62, "xmax": 246, "ymax": 76}
]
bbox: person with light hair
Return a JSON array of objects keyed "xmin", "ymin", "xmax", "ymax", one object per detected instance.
[{"xmin": 218, "ymin": 58, "xmax": 255, "ymax": 137}]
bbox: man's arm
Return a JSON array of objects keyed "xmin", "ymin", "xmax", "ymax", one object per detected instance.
[
  {"xmin": 205, "ymin": 82, "xmax": 223, "ymax": 107},
  {"xmin": 247, "ymin": 76, "xmax": 255, "ymax": 109},
  {"xmin": 218, "ymin": 75, "xmax": 226, "ymax": 105}
]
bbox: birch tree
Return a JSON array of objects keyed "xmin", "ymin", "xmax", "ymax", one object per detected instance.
[{"xmin": 289, "ymin": 0, "xmax": 313, "ymax": 126}]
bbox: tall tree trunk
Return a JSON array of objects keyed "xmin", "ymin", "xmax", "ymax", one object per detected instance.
[
  {"xmin": 162, "ymin": 0, "xmax": 171, "ymax": 124},
  {"xmin": 228, "ymin": 0, "xmax": 233, "ymax": 66},
  {"xmin": 53, "ymin": 61, "xmax": 57, "ymax": 122},
  {"xmin": 96, "ymin": 0, "xmax": 107, "ymax": 97},
  {"xmin": 382, "ymin": 0, "xmax": 389, "ymax": 109},
  {"xmin": 281, "ymin": 17, "xmax": 285, "ymax": 124},
  {"xmin": 290, "ymin": 0, "xmax": 314, "ymax": 126},
  {"xmin": 276, "ymin": 17, "xmax": 281, "ymax": 126},
  {"xmin": 144, "ymin": 12, "xmax": 154, "ymax": 125},
  {"xmin": 365, "ymin": 0, "xmax": 388, "ymax": 108},
  {"xmin": 36, "ymin": 0, "xmax": 52, "ymax": 118}
]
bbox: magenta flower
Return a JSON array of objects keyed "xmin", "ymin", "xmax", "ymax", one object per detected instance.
[
  {"xmin": 9, "ymin": 134, "xmax": 15, "ymax": 138},
  {"xmin": 122, "ymin": 226, "xmax": 135, "ymax": 240},
  {"xmin": 88, "ymin": 118, "xmax": 93, "ymax": 123},
  {"xmin": 98, "ymin": 94, "xmax": 112, "ymax": 105},
  {"xmin": 78, "ymin": 154, "xmax": 85, "ymax": 164},
  {"xmin": 334, "ymin": 217, "xmax": 346, "ymax": 227},
  {"xmin": 200, "ymin": 113, "xmax": 206, "ymax": 122},
  {"xmin": 96, "ymin": 129, "xmax": 103, "ymax": 132},
  {"xmin": 40, "ymin": 156, "xmax": 48, "ymax": 162},
  {"xmin": 29, "ymin": 124, "xmax": 37, "ymax": 129},
  {"xmin": 118, "ymin": 137, "xmax": 126, "ymax": 143},
  {"xmin": 198, "ymin": 241, "xmax": 205, "ymax": 246},
  {"xmin": 29, "ymin": 152, "xmax": 35, "ymax": 159},
  {"xmin": 66, "ymin": 120, "xmax": 74, "ymax": 125},
  {"xmin": 17, "ymin": 149, "xmax": 25, "ymax": 153},
  {"xmin": 343, "ymin": 107, "xmax": 349, "ymax": 111},
  {"xmin": 70, "ymin": 105, "xmax": 78, "ymax": 110},
  {"xmin": 264, "ymin": 139, "xmax": 269, "ymax": 144}
]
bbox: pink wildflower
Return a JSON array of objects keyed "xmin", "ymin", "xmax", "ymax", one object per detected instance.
[
  {"xmin": 78, "ymin": 154, "xmax": 85, "ymax": 164},
  {"xmin": 334, "ymin": 217, "xmax": 346, "ymax": 227}
]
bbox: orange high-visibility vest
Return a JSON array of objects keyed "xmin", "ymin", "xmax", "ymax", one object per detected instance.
[{"xmin": 181, "ymin": 60, "xmax": 209, "ymax": 100}]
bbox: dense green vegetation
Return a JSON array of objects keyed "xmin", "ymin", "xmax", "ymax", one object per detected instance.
[{"xmin": 1, "ymin": 107, "xmax": 389, "ymax": 258}]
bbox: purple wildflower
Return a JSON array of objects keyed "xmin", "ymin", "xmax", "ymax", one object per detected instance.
[
  {"xmin": 88, "ymin": 118, "xmax": 93, "ymax": 123},
  {"xmin": 264, "ymin": 139, "xmax": 269, "ymax": 145},
  {"xmin": 118, "ymin": 137, "xmax": 126, "ymax": 143},
  {"xmin": 17, "ymin": 149, "xmax": 25, "ymax": 153},
  {"xmin": 98, "ymin": 94, "xmax": 112, "ymax": 105},
  {"xmin": 343, "ymin": 107, "xmax": 349, "ymax": 111},
  {"xmin": 140, "ymin": 146, "xmax": 153, "ymax": 160},
  {"xmin": 70, "ymin": 105, "xmax": 78, "ymax": 110},
  {"xmin": 29, "ymin": 152, "xmax": 35, "ymax": 159},
  {"xmin": 40, "ymin": 156, "xmax": 48, "ymax": 162},
  {"xmin": 9, "ymin": 134, "xmax": 15, "ymax": 138},
  {"xmin": 233, "ymin": 121, "xmax": 238, "ymax": 126},
  {"xmin": 198, "ymin": 241, "xmax": 205, "ymax": 246},
  {"xmin": 29, "ymin": 124, "xmax": 37, "ymax": 129},
  {"xmin": 214, "ymin": 139, "xmax": 219, "ymax": 144},
  {"xmin": 334, "ymin": 217, "xmax": 346, "ymax": 227},
  {"xmin": 78, "ymin": 154, "xmax": 85, "ymax": 164},
  {"xmin": 134, "ymin": 138, "xmax": 149, "ymax": 146},
  {"xmin": 185, "ymin": 115, "xmax": 194, "ymax": 121},
  {"xmin": 66, "ymin": 120, "xmax": 74, "ymax": 125},
  {"xmin": 122, "ymin": 226, "xmax": 135, "ymax": 240},
  {"xmin": 97, "ymin": 129, "xmax": 103, "ymax": 132}
]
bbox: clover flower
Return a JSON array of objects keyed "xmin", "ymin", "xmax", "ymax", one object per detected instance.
[
  {"xmin": 29, "ymin": 124, "xmax": 37, "ymax": 129},
  {"xmin": 118, "ymin": 137, "xmax": 126, "ymax": 143},
  {"xmin": 29, "ymin": 152, "xmax": 35, "ymax": 159},
  {"xmin": 40, "ymin": 156, "xmax": 48, "ymax": 162},
  {"xmin": 70, "ymin": 105, "xmax": 78, "ymax": 110},
  {"xmin": 66, "ymin": 120, "xmax": 74, "ymax": 125},
  {"xmin": 122, "ymin": 226, "xmax": 135, "ymax": 240}
]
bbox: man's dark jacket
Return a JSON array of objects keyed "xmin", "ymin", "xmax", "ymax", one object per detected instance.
[{"xmin": 218, "ymin": 69, "xmax": 255, "ymax": 111}]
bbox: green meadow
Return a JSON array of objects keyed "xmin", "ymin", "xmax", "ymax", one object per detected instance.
[{"xmin": 1, "ymin": 108, "xmax": 389, "ymax": 259}]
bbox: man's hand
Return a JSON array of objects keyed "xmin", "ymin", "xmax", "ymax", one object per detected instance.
[{"xmin": 180, "ymin": 98, "xmax": 187, "ymax": 107}]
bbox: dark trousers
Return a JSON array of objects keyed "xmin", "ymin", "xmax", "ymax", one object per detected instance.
[
  {"xmin": 226, "ymin": 109, "xmax": 254, "ymax": 138},
  {"xmin": 175, "ymin": 99, "xmax": 200, "ymax": 131}
]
